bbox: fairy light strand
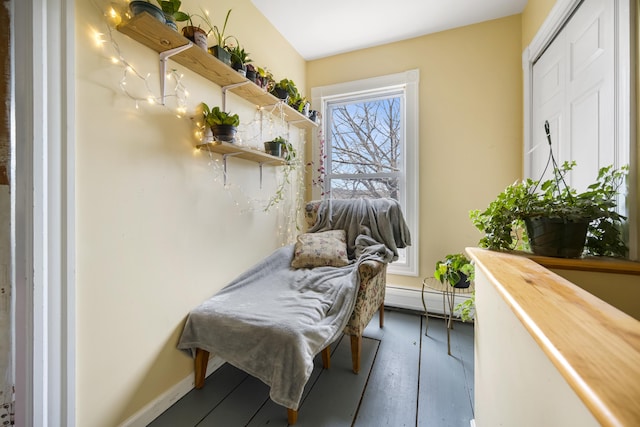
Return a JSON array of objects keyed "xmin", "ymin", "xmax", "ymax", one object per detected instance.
[{"xmin": 93, "ymin": 0, "xmax": 310, "ymax": 242}]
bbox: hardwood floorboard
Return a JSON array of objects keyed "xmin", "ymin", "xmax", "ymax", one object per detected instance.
[
  {"xmin": 148, "ymin": 309, "xmax": 474, "ymax": 427},
  {"xmin": 418, "ymin": 317, "xmax": 474, "ymax": 427},
  {"xmin": 451, "ymin": 320, "xmax": 475, "ymax": 413},
  {"xmin": 246, "ymin": 338, "xmax": 346, "ymax": 427},
  {"xmin": 147, "ymin": 363, "xmax": 249, "ymax": 427},
  {"xmin": 295, "ymin": 335, "xmax": 378, "ymax": 426},
  {"xmin": 354, "ymin": 309, "xmax": 421, "ymax": 427}
]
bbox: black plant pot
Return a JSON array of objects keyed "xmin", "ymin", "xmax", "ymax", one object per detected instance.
[
  {"xmin": 211, "ymin": 125, "xmax": 237, "ymax": 143},
  {"xmin": 264, "ymin": 141, "xmax": 282, "ymax": 157},
  {"xmin": 308, "ymin": 110, "xmax": 318, "ymax": 122},
  {"xmin": 210, "ymin": 46, "xmax": 232, "ymax": 66},
  {"xmin": 271, "ymin": 87, "xmax": 289, "ymax": 102},
  {"xmin": 524, "ymin": 216, "xmax": 589, "ymax": 258},
  {"xmin": 246, "ymin": 69, "xmax": 257, "ymax": 83},
  {"xmin": 452, "ymin": 273, "xmax": 471, "ymax": 289}
]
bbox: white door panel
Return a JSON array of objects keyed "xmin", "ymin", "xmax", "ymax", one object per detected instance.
[{"xmin": 531, "ymin": 0, "xmax": 614, "ymax": 192}]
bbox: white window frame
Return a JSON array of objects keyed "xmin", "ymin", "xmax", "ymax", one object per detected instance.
[{"xmin": 311, "ymin": 70, "xmax": 419, "ymax": 276}]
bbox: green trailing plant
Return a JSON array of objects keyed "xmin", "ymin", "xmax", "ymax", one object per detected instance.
[
  {"xmin": 200, "ymin": 102, "xmax": 239, "ymax": 127},
  {"xmin": 454, "ymin": 292, "xmax": 475, "ymax": 322},
  {"xmin": 434, "ymin": 253, "xmax": 475, "ymax": 287},
  {"xmin": 470, "ymin": 161, "xmax": 629, "ymax": 257},
  {"xmin": 264, "ymin": 140, "xmax": 299, "ymax": 211}
]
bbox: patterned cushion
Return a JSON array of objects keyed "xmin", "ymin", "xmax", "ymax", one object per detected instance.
[{"xmin": 291, "ymin": 230, "xmax": 349, "ymax": 268}]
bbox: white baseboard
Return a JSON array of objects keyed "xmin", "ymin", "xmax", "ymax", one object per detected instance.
[
  {"xmin": 118, "ymin": 355, "xmax": 226, "ymax": 427},
  {"xmin": 385, "ymin": 284, "xmax": 472, "ymax": 316}
]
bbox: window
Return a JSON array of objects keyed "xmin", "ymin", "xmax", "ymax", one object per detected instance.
[{"xmin": 311, "ymin": 70, "xmax": 419, "ymax": 276}]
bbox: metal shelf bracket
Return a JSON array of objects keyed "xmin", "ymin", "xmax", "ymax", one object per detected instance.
[
  {"xmin": 158, "ymin": 42, "xmax": 193, "ymax": 105},
  {"xmin": 221, "ymin": 81, "xmax": 252, "ymax": 111}
]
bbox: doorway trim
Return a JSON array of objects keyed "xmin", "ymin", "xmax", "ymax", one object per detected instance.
[
  {"xmin": 522, "ymin": 0, "xmax": 637, "ymax": 259},
  {"xmin": 13, "ymin": 0, "xmax": 76, "ymax": 425}
]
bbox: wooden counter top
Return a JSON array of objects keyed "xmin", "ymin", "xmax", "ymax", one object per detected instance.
[{"xmin": 466, "ymin": 247, "xmax": 640, "ymax": 427}]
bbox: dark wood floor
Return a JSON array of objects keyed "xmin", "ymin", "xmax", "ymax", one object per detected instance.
[{"xmin": 149, "ymin": 309, "xmax": 474, "ymax": 426}]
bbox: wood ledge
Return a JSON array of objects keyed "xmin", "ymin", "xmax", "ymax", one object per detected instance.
[
  {"xmin": 502, "ymin": 250, "xmax": 640, "ymax": 275},
  {"xmin": 466, "ymin": 247, "xmax": 640, "ymax": 427}
]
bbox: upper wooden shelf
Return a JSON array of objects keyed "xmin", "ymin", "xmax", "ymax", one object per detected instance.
[
  {"xmin": 196, "ymin": 142, "xmax": 286, "ymax": 165},
  {"xmin": 117, "ymin": 13, "xmax": 318, "ymax": 130}
]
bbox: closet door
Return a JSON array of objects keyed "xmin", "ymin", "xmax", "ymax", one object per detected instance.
[{"xmin": 530, "ymin": 0, "xmax": 614, "ymax": 191}]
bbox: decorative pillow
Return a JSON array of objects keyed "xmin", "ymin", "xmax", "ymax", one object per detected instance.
[{"xmin": 291, "ymin": 230, "xmax": 349, "ymax": 268}]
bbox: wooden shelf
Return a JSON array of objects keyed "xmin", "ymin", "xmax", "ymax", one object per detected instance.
[
  {"xmin": 117, "ymin": 13, "xmax": 318, "ymax": 129},
  {"xmin": 196, "ymin": 142, "xmax": 286, "ymax": 165}
]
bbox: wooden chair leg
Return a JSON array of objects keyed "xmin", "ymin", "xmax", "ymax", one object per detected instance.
[
  {"xmin": 194, "ymin": 348, "xmax": 209, "ymax": 389},
  {"xmin": 350, "ymin": 334, "xmax": 362, "ymax": 374},
  {"xmin": 287, "ymin": 408, "xmax": 298, "ymax": 425},
  {"xmin": 321, "ymin": 346, "xmax": 331, "ymax": 369},
  {"xmin": 379, "ymin": 303, "xmax": 385, "ymax": 328}
]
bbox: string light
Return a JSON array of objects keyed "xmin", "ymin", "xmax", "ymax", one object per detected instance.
[{"xmin": 91, "ymin": 0, "xmax": 311, "ymax": 242}]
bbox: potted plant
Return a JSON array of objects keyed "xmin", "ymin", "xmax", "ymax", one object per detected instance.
[
  {"xmin": 257, "ymin": 67, "xmax": 275, "ymax": 92},
  {"xmin": 264, "ymin": 136, "xmax": 286, "ymax": 157},
  {"xmin": 245, "ymin": 64, "xmax": 258, "ymax": 83},
  {"xmin": 209, "ymin": 9, "xmax": 235, "ymax": 66},
  {"xmin": 200, "ymin": 102, "xmax": 240, "ymax": 143},
  {"xmin": 271, "ymin": 78, "xmax": 297, "ymax": 102},
  {"xmin": 227, "ymin": 44, "xmax": 251, "ymax": 76},
  {"xmin": 156, "ymin": 0, "xmax": 188, "ymax": 31},
  {"xmin": 470, "ymin": 157, "xmax": 629, "ymax": 259},
  {"xmin": 434, "ymin": 253, "xmax": 475, "ymax": 289},
  {"xmin": 181, "ymin": 10, "xmax": 212, "ymax": 51},
  {"xmin": 129, "ymin": 0, "xmax": 166, "ymax": 24}
]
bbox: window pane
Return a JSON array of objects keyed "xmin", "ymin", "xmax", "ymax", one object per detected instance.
[
  {"xmin": 329, "ymin": 177, "xmax": 399, "ymax": 200},
  {"xmin": 328, "ymin": 97, "xmax": 401, "ymax": 175}
]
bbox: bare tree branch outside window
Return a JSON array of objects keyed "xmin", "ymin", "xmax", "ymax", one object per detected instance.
[{"xmin": 327, "ymin": 96, "xmax": 402, "ymax": 200}]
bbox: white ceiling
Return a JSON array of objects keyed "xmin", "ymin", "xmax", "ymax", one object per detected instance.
[{"xmin": 252, "ymin": 0, "xmax": 528, "ymax": 60}]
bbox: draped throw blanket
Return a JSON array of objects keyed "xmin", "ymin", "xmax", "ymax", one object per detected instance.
[{"xmin": 177, "ymin": 198, "xmax": 410, "ymax": 410}]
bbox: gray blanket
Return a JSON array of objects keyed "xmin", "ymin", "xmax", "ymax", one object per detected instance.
[
  {"xmin": 309, "ymin": 198, "xmax": 411, "ymax": 261},
  {"xmin": 177, "ymin": 198, "xmax": 410, "ymax": 410}
]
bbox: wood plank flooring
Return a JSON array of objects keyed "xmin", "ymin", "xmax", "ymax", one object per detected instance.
[{"xmin": 149, "ymin": 309, "xmax": 474, "ymax": 426}]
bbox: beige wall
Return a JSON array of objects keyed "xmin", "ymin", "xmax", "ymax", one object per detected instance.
[
  {"xmin": 522, "ymin": 0, "xmax": 557, "ymax": 48},
  {"xmin": 308, "ymin": 16, "xmax": 524, "ymax": 289},
  {"xmin": 75, "ymin": 0, "xmax": 306, "ymax": 425}
]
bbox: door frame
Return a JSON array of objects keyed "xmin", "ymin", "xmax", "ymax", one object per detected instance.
[
  {"xmin": 522, "ymin": 0, "xmax": 637, "ymax": 259},
  {"xmin": 13, "ymin": 0, "xmax": 76, "ymax": 425}
]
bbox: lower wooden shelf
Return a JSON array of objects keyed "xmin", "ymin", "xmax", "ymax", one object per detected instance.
[{"xmin": 197, "ymin": 142, "xmax": 286, "ymax": 165}]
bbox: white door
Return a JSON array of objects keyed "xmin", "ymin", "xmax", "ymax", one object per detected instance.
[{"xmin": 530, "ymin": 0, "xmax": 614, "ymax": 192}]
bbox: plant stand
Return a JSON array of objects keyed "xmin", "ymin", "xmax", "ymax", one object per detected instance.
[{"xmin": 421, "ymin": 277, "xmax": 474, "ymax": 355}]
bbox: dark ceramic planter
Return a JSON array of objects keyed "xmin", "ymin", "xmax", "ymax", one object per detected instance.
[
  {"xmin": 264, "ymin": 141, "xmax": 282, "ymax": 157},
  {"xmin": 211, "ymin": 125, "xmax": 237, "ymax": 143},
  {"xmin": 452, "ymin": 273, "xmax": 471, "ymax": 289},
  {"xmin": 211, "ymin": 46, "xmax": 232, "ymax": 66},
  {"xmin": 524, "ymin": 216, "xmax": 589, "ymax": 258},
  {"xmin": 271, "ymin": 87, "xmax": 289, "ymax": 102}
]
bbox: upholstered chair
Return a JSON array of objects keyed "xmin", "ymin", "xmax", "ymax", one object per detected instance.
[{"xmin": 304, "ymin": 200, "xmax": 386, "ymax": 373}]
